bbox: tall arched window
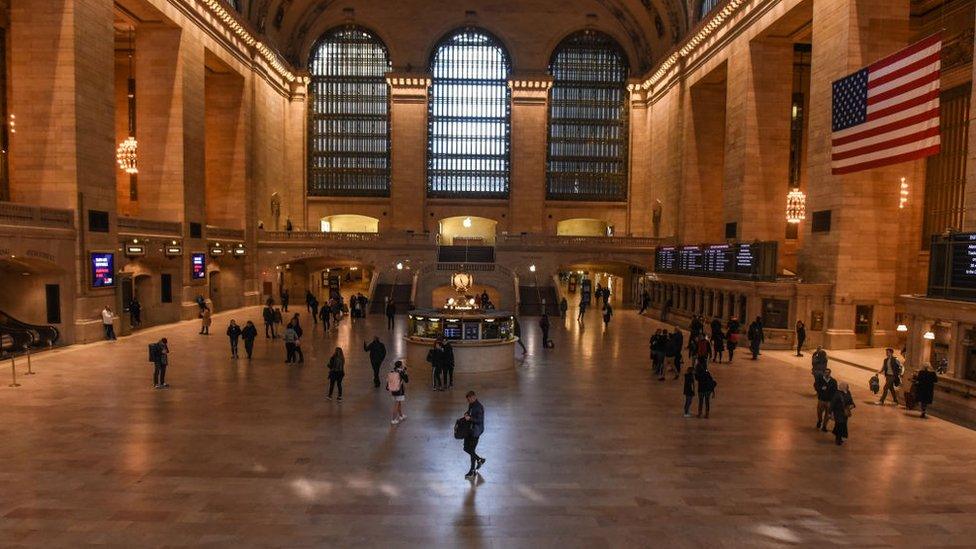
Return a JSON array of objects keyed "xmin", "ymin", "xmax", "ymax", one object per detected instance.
[
  {"xmin": 547, "ymin": 30, "xmax": 629, "ymax": 201},
  {"xmin": 307, "ymin": 26, "xmax": 391, "ymax": 196},
  {"xmin": 699, "ymin": 0, "xmax": 721, "ymax": 19},
  {"xmin": 427, "ymin": 28, "xmax": 511, "ymax": 198}
]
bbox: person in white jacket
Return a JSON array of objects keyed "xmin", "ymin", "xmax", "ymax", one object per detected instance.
[{"xmin": 101, "ymin": 306, "xmax": 117, "ymax": 340}]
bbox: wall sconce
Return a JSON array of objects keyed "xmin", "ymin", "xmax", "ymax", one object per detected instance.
[
  {"xmin": 529, "ymin": 264, "xmax": 536, "ymax": 273},
  {"xmin": 923, "ymin": 330, "xmax": 935, "ymax": 340},
  {"xmin": 896, "ymin": 324, "xmax": 908, "ymax": 332}
]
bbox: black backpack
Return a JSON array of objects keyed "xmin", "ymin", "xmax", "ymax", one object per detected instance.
[
  {"xmin": 454, "ymin": 417, "xmax": 471, "ymax": 440},
  {"xmin": 148, "ymin": 343, "xmax": 160, "ymax": 364}
]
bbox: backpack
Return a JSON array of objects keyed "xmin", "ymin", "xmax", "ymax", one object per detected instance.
[
  {"xmin": 869, "ymin": 374, "xmax": 880, "ymax": 394},
  {"xmin": 148, "ymin": 343, "xmax": 160, "ymax": 363},
  {"xmin": 454, "ymin": 417, "xmax": 471, "ymax": 440},
  {"xmin": 386, "ymin": 371, "xmax": 402, "ymax": 393}
]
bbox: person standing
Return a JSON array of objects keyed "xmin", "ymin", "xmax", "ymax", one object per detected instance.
[
  {"xmin": 539, "ymin": 314, "xmax": 551, "ymax": 349},
  {"xmin": 386, "ymin": 299, "xmax": 396, "ymax": 330},
  {"xmin": 914, "ymin": 363, "xmax": 938, "ymax": 418},
  {"xmin": 151, "ymin": 337, "xmax": 169, "ymax": 389},
  {"xmin": 263, "ymin": 304, "xmax": 276, "ymax": 338},
  {"xmin": 200, "ymin": 307, "xmax": 212, "ymax": 335},
  {"xmin": 712, "ymin": 330, "xmax": 725, "ymax": 363},
  {"xmin": 320, "ymin": 301, "xmax": 331, "ymax": 331},
  {"xmin": 814, "ymin": 368, "xmax": 838, "ymax": 432},
  {"xmin": 326, "ymin": 347, "xmax": 345, "ymax": 401},
  {"xmin": 602, "ymin": 302, "xmax": 613, "ymax": 327},
  {"xmin": 387, "ymin": 360, "xmax": 409, "ymax": 424},
  {"xmin": 830, "ymin": 381, "xmax": 855, "ymax": 445},
  {"xmin": 747, "ymin": 316, "xmax": 764, "ymax": 359},
  {"xmin": 101, "ymin": 306, "xmax": 117, "ymax": 341},
  {"xmin": 281, "ymin": 289, "xmax": 290, "ymax": 312},
  {"xmin": 725, "ymin": 326, "xmax": 737, "ymax": 362},
  {"xmin": 639, "ymin": 290, "xmax": 650, "ymax": 315},
  {"xmin": 291, "ymin": 314, "xmax": 305, "ymax": 363},
  {"xmin": 364, "ymin": 336, "xmax": 387, "ymax": 388},
  {"xmin": 283, "ymin": 322, "xmax": 298, "ymax": 363},
  {"xmin": 559, "ymin": 297, "xmax": 568, "ymax": 318},
  {"xmin": 226, "ymin": 320, "xmax": 242, "ymax": 359},
  {"xmin": 795, "ymin": 320, "xmax": 807, "ymax": 357},
  {"xmin": 310, "ymin": 296, "xmax": 319, "ymax": 325},
  {"xmin": 878, "ymin": 347, "xmax": 903, "ymax": 406},
  {"xmin": 811, "ymin": 345, "xmax": 828, "ymax": 381},
  {"xmin": 442, "ymin": 340, "xmax": 456, "ymax": 389},
  {"xmin": 305, "ymin": 290, "xmax": 314, "ymax": 314},
  {"xmin": 241, "ymin": 321, "xmax": 257, "ymax": 359},
  {"xmin": 695, "ymin": 364, "xmax": 716, "ymax": 418},
  {"xmin": 428, "ymin": 341, "xmax": 445, "ymax": 391},
  {"xmin": 669, "ymin": 329, "xmax": 684, "ymax": 378},
  {"xmin": 129, "ymin": 298, "xmax": 142, "ymax": 328},
  {"xmin": 682, "ymin": 363, "xmax": 696, "ymax": 418},
  {"xmin": 462, "ymin": 391, "xmax": 486, "ymax": 479}
]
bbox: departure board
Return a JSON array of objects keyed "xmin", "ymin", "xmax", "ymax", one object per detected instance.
[
  {"xmin": 929, "ymin": 232, "xmax": 976, "ymax": 301},
  {"xmin": 653, "ymin": 241, "xmax": 777, "ymax": 281}
]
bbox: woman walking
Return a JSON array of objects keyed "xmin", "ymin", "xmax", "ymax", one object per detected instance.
[
  {"xmin": 327, "ymin": 347, "xmax": 345, "ymax": 401},
  {"xmin": 830, "ymin": 381, "xmax": 855, "ymax": 445},
  {"xmin": 683, "ymin": 364, "xmax": 696, "ymax": 418},
  {"xmin": 914, "ymin": 363, "xmax": 938, "ymax": 419},
  {"xmin": 387, "ymin": 360, "xmax": 409, "ymax": 424},
  {"xmin": 226, "ymin": 319, "xmax": 242, "ymax": 358}
]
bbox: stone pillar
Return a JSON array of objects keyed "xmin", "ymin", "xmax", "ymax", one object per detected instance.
[
  {"xmin": 681, "ymin": 72, "xmax": 727, "ymax": 243},
  {"xmin": 388, "ymin": 73, "xmax": 429, "ymax": 233},
  {"xmin": 508, "ymin": 76, "xmax": 550, "ymax": 234},
  {"xmin": 723, "ymin": 38, "xmax": 793, "ymax": 243},
  {"xmin": 629, "ymin": 86, "xmax": 652, "ymax": 235},
  {"xmin": 803, "ymin": 0, "xmax": 912, "ymax": 349}
]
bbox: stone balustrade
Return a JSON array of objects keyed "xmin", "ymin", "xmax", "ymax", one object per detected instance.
[
  {"xmin": 117, "ymin": 217, "xmax": 183, "ymax": 237},
  {"xmin": 497, "ymin": 233, "xmax": 669, "ymax": 251},
  {"xmin": 206, "ymin": 225, "xmax": 245, "ymax": 240},
  {"xmin": 0, "ymin": 202, "xmax": 74, "ymax": 230}
]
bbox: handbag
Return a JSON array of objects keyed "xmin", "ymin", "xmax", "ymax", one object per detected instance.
[{"xmin": 454, "ymin": 417, "xmax": 471, "ymax": 440}]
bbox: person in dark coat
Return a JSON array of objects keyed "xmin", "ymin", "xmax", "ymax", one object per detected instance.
[
  {"xmin": 364, "ymin": 336, "xmax": 387, "ymax": 387},
  {"xmin": 386, "ymin": 299, "xmax": 396, "ymax": 330},
  {"xmin": 748, "ymin": 317, "xmax": 764, "ymax": 359},
  {"xmin": 666, "ymin": 329, "xmax": 683, "ymax": 379},
  {"xmin": 830, "ymin": 381, "xmax": 855, "ymax": 445},
  {"xmin": 129, "ymin": 298, "xmax": 142, "ymax": 328},
  {"xmin": 428, "ymin": 342, "xmax": 445, "ymax": 391},
  {"xmin": 539, "ymin": 314, "xmax": 551, "ymax": 349},
  {"xmin": 712, "ymin": 330, "xmax": 725, "ymax": 363},
  {"xmin": 310, "ymin": 297, "xmax": 319, "ymax": 325},
  {"xmin": 226, "ymin": 319, "xmax": 242, "ymax": 359},
  {"xmin": 462, "ymin": 391, "xmax": 486, "ymax": 479},
  {"xmin": 263, "ymin": 305, "xmax": 276, "ymax": 338},
  {"xmin": 281, "ymin": 289, "xmax": 290, "ymax": 312},
  {"xmin": 513, "ymin": 317, "xmax": 527, "ymax": 353},
  {"xmin": 811, "ymin": 345, "xmax": 828, "ymax": 380},
  {"xmin": 914, "ymin": 363, "xmax": 938, "ymax": 418},
  {"xmin": 442, "ymin": 340, "xmax": 456, "ymax": 388},
  {"xmin": 326, "ymin": 347, "xmax": 345, "ymax": 401},
  {"xmin": 559, "ymin": 297, "xmax": 568, "ymax": 318},
  {"xmin": 291, "ymin": 314, "xmax": 304, "ymax": 363},
  {"xmin": 319, "ymin": 301, "xmax": 331, "ymax": 331},
  {"xmin": 602, "ymin": 303, "xmax": 613, "ymax": 327},
  {"xmin": 725, "ymin": 326, "xmax": 737, "ymax": 362},
  {"xmin": 815, "ymin": 368, "xmax": 838, "ymax": 431},
  {"xmin": 795, "ymin": 320, "xmax": 807, "ymax": 357},
  {"xmin": 695, "ymin": 364, "xmax": 716, "ymax": 418},
  {"xmin": 305, "ymin": 290, "xmax": 314, "ymax": 313},
  {"xmin": 241, "ymin": 321, "xmax": 258, "ymax": 359},
  {"xmin": 682, "ymin": 364, "xmax": 696, "ymax": 417}
]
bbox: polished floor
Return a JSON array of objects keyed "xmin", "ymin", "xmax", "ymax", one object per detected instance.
[{"xmin": 3, "ymin": 306, "xmax": 976, "ymax": 548}]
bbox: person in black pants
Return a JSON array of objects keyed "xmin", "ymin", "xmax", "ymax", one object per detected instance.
[
  {"xmin": 263, "ymin": 305, "xmax": 276, "ymax": 338},
  {"xmin": 386, "ymin": 300, "xmax": 396, "ymax": 330},
  {"xmin": 226, "ymin": 320, "xmax": 242, "ymax": 358},
  {"xmin": 241, "ymin": 321, "xmax": 257, "ymax": 359},
  {"xmin": 695, "ymin": 365, "xmax": 715, "ymax": 418},
  {"xmin": 364, "ymin": 336, "xmax": 387, "ymax": 388},
  {"xmin": 795, "ymin": 320, "xmax": 807, "ymax": 357},
  {"xmin": 463, "ymin": 391, "xmax": 486, "ymax": 479},
  {"xmin": 539, "ymin": 314, "xmax": 551, "ymax": 349},
  {"xmin": 310, "ymin": 297, "xmax": 319, "ymax": 325},
  {"xmin": 291, "ymin": 314, "xmax": 304, "ymax": 363},
  {"xmin": 152, "ymin": 338, "xmax": 169, "ymax": 389},
  {"xmin": 442, "ymin": 340, "xmax": 455, "ymax": 388},
  {"xmin": 327, "ymin": 347, "xmax": 345, "ymax": 401},
  {"xmin": 682, "ymin": 364, "xmax": 696, "ymax": 417},
  {"xmin": 281, "ymin": 289, "xmax": 290, "ymax": 312},
  {"xmin": 320, "ymin": 302, "xmax": 331, "ymax": 331}
]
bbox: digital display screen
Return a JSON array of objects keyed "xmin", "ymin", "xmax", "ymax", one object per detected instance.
[
  {"xmin": 950, "ymin": 234, "xmax": 976, "ymax": 289},
  {"xmin": 654, "ymin": 242, "xmax": 775, "ymax": 281},
  {"xmin": 463, "ymin": 322, "xmax": 480, "ymax": 340},
  {"xmin": 191, "ymin": 253, "xmax": 206, "ymax": 279},
  {"xmin": 443, "ymin": 322, "xmax": 462, "ymax": 340},
  {"xmin": 90, "ymin": 252, "xmax": 115, "ymax": 288}
]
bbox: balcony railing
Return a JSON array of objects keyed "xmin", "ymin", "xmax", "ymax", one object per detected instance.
[
  {"xmin": 0, "ymin": 202, "xmax": 74, "ymax": 230},
  {"xmin": 207, "ymin": 225, "xmax": 245, "ymax": 240},
  {"xmin": 497, "ymin": 233, "xmax": 667, "ymax": 250},
  {"xmin": 117, "ymin": 217, "xmax": 183, "ymax": 237},
  {"xmin": 258, "ymin": 230, "xmax": 436, "ymax": 246}
]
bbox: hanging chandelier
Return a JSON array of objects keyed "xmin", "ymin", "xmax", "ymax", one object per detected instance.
[
  {"xmin": 786, "ymin": 188, "xmax": 806, "ymax": 224},
  {"xmin": 116, "ymin": 29, "xmax": 138, "ymax": 175}
]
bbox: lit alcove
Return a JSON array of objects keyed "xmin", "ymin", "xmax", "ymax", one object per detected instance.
[
  {"xmin": 556, "ymin": 218, "xmax": 611, "ymax": 237},
  {"xmin": 319, "ymin": 215, "xmax": 379, "ymax": 233},
  {"xmin": 438, "ymin": 216, "xmax": 498, "ymax": 246}
]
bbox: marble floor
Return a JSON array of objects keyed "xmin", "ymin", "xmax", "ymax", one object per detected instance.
[{"xmin": 2, "ymin": 307, "xmax": 976, "ymax": 548}]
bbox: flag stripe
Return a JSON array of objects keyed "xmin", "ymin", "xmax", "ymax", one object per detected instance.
[
  {"xmin": 869, "ymin": 52, "xmax": 941, "ymax": 88},
  {"xmin": 832, "ymin": 136, "xmax": 941, "ymax": 169},
  {"xmin": 833, "ymin": 106, "xmax": 939, "ymax": 145},
  {"xmin": 870, "ymin": 90, "xmax": 940, "ymax": 120},
  {"xmin": 832, "ymin": 117, "xmax": 940, "ymax": 154},
  {"xmin": 868, "ymin": 69, "xmax": 940, "ymax": 103},
  {"xmin": 832, "ymin": 126, "xmax": 941, "ymax": 160},
  {"xmin": 868, "ymin": 81, "xmax": 939, "ymax": 114},
  {"xmin": 868, "ymin": 34, "xmax": 942, "ymax": 74},
  {"xmin": 832, "ymin": 143, "xmax": 941, "ymax": 175}
]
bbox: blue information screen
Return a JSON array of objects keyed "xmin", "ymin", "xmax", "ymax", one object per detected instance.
[
  {"xmin": 191, "ymin": 253, "xmax": 206, "ymax": 279},
  {"xmin": 91, "ymin": 252, "xmax": 115, "ymax": 288}
]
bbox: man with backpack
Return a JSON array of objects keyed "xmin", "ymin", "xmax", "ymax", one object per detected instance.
[
  {"xmin": 462, "ymin": 391, "xmax": 485, "ymax": 479},
  {"xmin": 387, "ymin": 361, "xmax": 408, "ymax": 424},
  {"xmin": 364, "ymin": 336, "xmax": 388, "ymax": 388},
  {"xmin": 878, "ymin": 347, "xmax": 903, "ymax": 406},
  {"xmin": 149, "ymin": 338, "xmax": 169, "ymax": 389}
]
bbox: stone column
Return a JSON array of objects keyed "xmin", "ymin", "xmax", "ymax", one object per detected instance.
[
  {"xmin": 803, "ymin": 0, "xmax": 912, "ymax": 349},
  {"xmin": 629, "ymin": 86, "xmax": 652, "ymax": 235},
  {"xmin": 388, "ymin": 73, "xmax": 429, "ymax": 233},
  {"xmin": 508, "ymin": 76, "xmax": 550, "ymax": 234}
]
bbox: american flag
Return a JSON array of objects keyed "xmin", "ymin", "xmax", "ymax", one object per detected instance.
[{"xmin": 831, "ymin": 34, "xmax": 942, "ymax": 175}]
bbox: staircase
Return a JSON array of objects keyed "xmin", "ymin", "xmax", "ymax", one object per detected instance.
[
  {"xmin": 518, "ymin": 286, "xmax": 560, "ymax": 316},
  {"xmin": 370, "ymin": 284, "xmax": 413, "ymax": 313},
  {"xmin": 437, "ymin": 245, "xmax": 495, "ymax": 263}
]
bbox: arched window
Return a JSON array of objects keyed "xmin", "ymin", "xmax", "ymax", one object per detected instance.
[
  {"xmin": 307, "ymin": 26, "xmax": 391, "ymax": 196},
  {"xmin": 700, "ymin": 0, "xmax": 721, "ymax": 19},
  {"xmin": 547, "ymin": 30, "xmax": 629, "ymax": 201},
  {"xmin": 427, "ymin": 28, "xmax": 511, "ymax": 198},
  {"xmin": 225, "ymin": 0, "xmax": 240, "ymax": 11}
]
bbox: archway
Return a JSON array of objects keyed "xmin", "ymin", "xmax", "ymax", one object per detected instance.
[
  {"xmin": 320, "ymin": 214, "xmax": 379, "ymax": 233},
  {"xmin": 0, "ymin": 256, "xmax": 70, "ymax": 346},
  {"xmin": 556, "ymin": 218, "xmax": 611, "ymax": 237},
  {"xmin": 559, "ymin": 260, "xmax": 644, "ymax": 310},
  {"xmin": 438, "ymin": 216, "xmax": 497, "ymax": 246}
]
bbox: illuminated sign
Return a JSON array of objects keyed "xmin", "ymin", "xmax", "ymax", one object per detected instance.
[
  {"xmin": 191, "ymin": 253, "xmax": 206, "ymax": 279},
  {"xmin": 232, "ymin": 246, "xmax": 246, "ymax": 256},
  {"xmin": 90, "ymin": 252, "xmax": 115, "ymax": 288},
  {"xmin": 124, "ymin": 243, "xmax": 146, "ymax": 257},
  {"xmin": 165, "ymin": 245, "xmax": 183, "ymax": 257},
  {"xmin": 209, "ymin": 246, "xmax": 225, "ymax": 256}
]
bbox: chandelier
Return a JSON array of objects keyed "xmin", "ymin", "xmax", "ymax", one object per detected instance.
[
  {"xmin": 786, "ymin": 189, "xmax": 806, "ymax": 224},
  {"xmin": 116, "ymin": 29, "xmax": 138, "ymax": 175},
  {"xmin": 451, "ymin": 271, "xmax": 473, "ymax": 294}
]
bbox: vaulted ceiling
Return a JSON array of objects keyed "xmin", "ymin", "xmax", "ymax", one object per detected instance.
[{"xmin": 239, "ymin": 0, "xmax": 696, "ymax": 74}]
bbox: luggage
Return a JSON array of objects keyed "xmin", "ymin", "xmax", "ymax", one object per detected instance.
[
  {"xmin": 869, "ymin": 374, "xmax": 880, "ymax": 394},
  {"xmin": 148, "ymin": 342, "xmax": 160, "ymax": 363},
  {"xmin": 454, "ymin": 417, "xmax": 471, "ymax": 440},
  {"xmin": 904, "ymin": 382, "xmax": 918, "ymax": 410}
]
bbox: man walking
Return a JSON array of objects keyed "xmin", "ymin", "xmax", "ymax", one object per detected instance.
[
  {"xmin": 364, "ymin": 336, "xmax": 388, "ymax": 388},
  {"xmin": 539, "ymin": 314, "xmax": 551, "ymax": 349},
  {"xmin": 263, "ymin": 303, "xmax": 276, "ymax": 338},
  {"xmin": 462, "ymin": 391, "xmax": 485, "ymax": 479},
  {"xmin": 811, "ymin": 345, "xmax": 828, "ymax": 381},
  {"xmin": 795, "ymin": 320, "xmax": 807, "ymax": 357},
  {"xmin": 878, "ymin": 347, "xmax": 903, "ymax": 406},
  {"xmin": 814, "ymin": 368, "xmax": 837, "ymax": 431},
  {"xmin": 747, "ymin": 316, "xmax": 764, "ymax": 359},
  {"xmin": 386, "ymin": 299, "xmax": 396, "ymax": 330}
]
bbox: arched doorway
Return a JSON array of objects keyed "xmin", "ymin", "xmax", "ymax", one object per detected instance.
[
  {"xmin": 556, "ymin": 218, "xmax": 611, "ymax": 237},
  {"xmin": 319, "ymin": 214, "xmax": 380, "ymax": 233},
  {"xmin": 438, "ymin": 216, "xmax": 497, "ymax": 246}
]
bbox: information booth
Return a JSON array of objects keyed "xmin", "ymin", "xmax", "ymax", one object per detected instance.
[{"xmin": 405, "ymin": 309, "xmax": 517, "ymax": 372}]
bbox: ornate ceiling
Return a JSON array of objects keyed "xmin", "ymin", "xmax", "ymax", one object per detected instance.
[{"xmin": 238, "ymin": 0, "xmax": 696, "ymax": 74}]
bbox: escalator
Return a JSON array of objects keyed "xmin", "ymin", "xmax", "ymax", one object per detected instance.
[{"xmin": 0, "ymin": 310, "xmax": 59, "ymax": 357}]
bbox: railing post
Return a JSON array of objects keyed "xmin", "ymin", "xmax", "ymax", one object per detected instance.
[
  {"xmin": 9, "ymin": 356, "xmax": 20, "ymax": 387},
  {"xmin": 24, "ymin": 348, "xmax": 35, "ymax": 375}
]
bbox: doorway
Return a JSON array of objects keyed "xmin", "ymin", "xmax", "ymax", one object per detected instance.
[{"xmin": 855, "ymin": 305, "xmax": 873, "ymax": 347}]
